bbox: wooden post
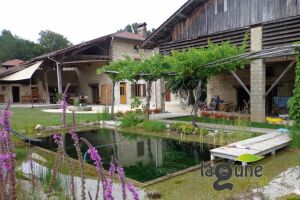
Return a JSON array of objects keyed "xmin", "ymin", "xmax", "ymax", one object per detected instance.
[
  {"xmin": 265, "ymin": 61, "xmax": 295, "ymax": 97},
  {"xmin": 44, "ymin": 69, "xmax": 50, "ymax": 104},
  {"xmin": 231, "ymin": 71, "xmax": 250, "ymax": 96},
  {"xmin": 30, "ymin": 78, "xmax": 33, "ymax": 109}
]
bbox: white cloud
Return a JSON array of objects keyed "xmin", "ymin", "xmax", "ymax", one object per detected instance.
[{"xmin": 0, "ymin": 0, "xmax": 187, "ymax": 44}]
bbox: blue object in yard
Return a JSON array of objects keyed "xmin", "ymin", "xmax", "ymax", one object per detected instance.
[
  {"xmin": 276, "ymin": 128, "xmax": 289, "ymax": 133},
  {"xmin": 274, "ymin": 96, "xmax": 289, "ymax": 108}
]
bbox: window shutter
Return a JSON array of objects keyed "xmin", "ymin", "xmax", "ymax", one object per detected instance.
[
  {"xmin": 142, "ymin": 84, "xmax": 146, "ymax": 97},
  {"xmin": 131, "ymin": 84, "xmax": 136, "ymax": 97}
]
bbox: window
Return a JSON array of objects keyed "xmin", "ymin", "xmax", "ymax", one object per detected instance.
[
  {"xmin": 137, "ymin": 141, "xmax": 145, "ymax": 157},
  {"xmin": 131, "ymin": 84, "xmax": 146, "ymax": 97}
]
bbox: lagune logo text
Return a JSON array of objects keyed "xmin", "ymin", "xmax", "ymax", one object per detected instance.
[{"xmin": 200, "ymin": 161, "xmax": 263, "ymax": 191}]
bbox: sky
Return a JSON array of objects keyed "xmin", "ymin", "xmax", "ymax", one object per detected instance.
[{"xmin": 0, "ymin": 0, "xmax": 187, "ymax": 44}]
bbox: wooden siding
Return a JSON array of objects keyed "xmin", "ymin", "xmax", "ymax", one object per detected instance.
[
  {"xmin": 263, "ymin": 15, "xmax": 300, "ymax": 48},
  {"xmin": 160, "ymin": 27, "xmax": 249, "ymax": 54},
  {"xmin": 173, "ymin": 0, "xmax": 300, "ymax": 42}
]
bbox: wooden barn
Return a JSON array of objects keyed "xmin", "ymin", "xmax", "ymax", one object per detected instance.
[{"xmin": 141, "ymin": 0, "xmax": 300, "ymax": 122}]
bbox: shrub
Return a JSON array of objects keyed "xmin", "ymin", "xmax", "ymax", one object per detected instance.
[
  {"xmin": 142, "ymin": 121, "xmax": 166, "ymax": 132},
  {"xmin": 120, "ymin": 112, "xmax": 143, "ymax": 128},
  {"xmin": 114, "ymin": 111, "xmax": 124, "ymax": 118},
  {"xmin": 170, "ymin": 123, "xmax": 184, "ymax": 132},
  {"xmin": 73, "ymin": 98, "xmax": 80, "ymax": 107},
  {"xmin": 131, "ymin": 96, "xmax": 142, "ymax": 109},
  {"xmin": 181, "ymin": 124, "xmax": 194, "ymax": 134}
]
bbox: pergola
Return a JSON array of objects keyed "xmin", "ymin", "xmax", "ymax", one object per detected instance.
[{"xmin": 201, "ymin": 44, "xmax": 300, "ymax": 120}]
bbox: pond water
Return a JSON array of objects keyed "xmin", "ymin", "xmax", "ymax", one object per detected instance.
[{"xmin": 35, "ymin": 128, "xmax": 214, "ymax": 183}]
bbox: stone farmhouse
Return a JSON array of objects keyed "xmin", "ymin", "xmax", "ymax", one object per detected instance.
[{"xmin": 0, "ymin": 24, "xmax": 168, "ymax": 110}]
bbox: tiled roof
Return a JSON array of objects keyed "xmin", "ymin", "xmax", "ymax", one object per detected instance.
[{"xmin": 1, "ymin": 59, "xmax": 24, "ymax": 67}]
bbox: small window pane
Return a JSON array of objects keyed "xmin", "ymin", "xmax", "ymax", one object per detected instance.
[{"xmin": 137, "ymin": 141, "xmax": 144, "ymax": 157}]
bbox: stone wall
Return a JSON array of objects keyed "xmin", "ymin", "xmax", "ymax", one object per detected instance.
[{"xmin": 207, "ymin": 68, "xmax": 250, "ymax": 110}]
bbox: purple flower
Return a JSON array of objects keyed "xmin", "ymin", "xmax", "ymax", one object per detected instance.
[
  {"xmin": 0, "ymin": 105, "xmax": 11, "ymax": 145},
  {"xmin": 87, "ymin": 146, "xmax": 107, "ymax": 197},
  {"xmin": 117, "ymin": 165, "xmax": 127, "ymax": 200},
  {"xmin": 109, "ymin": 160, "xmax": 115, "ymax": 177},
  {"xmin": 127, "ymin": 183, "xmax": 139, "ymax": 200},
  {"xmin": 0, "ymin": 153, "xmax": 16, "ymax": 171},
  {"xmin": 52, "ymin": 134, "xmax": 62, "ymax": 145},
  {"xmin": 60, "ymin": 95, "xmax": 68, "ymax": 128},
  {"xmin": 104, "ymin": 178, "xmax": 114, "ymax": 200},
  {"xmin": 70, "ymin": 125, "xmax": 79, "ymax": 143}
]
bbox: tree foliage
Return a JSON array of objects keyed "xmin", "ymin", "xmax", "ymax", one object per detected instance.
[
  {"xmin": 0, "ymin": 30, "xmax": 44, "ymax": 63},
  {"xmin": 117, "ymin": 23, "xmax": 155, "ymax": 37},
  {"xmin": 165, "ymin": 39, "xmax": 248, "ymax": 93},
  {"xmin": 0, "ymin": 29, "xmax": 72, "ymax": 63},
  {"xmin": 38, "ymin": 30, "xmax": 72, "ymax": 52}
]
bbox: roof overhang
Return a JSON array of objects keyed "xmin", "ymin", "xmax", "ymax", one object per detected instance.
[
  {"xmin": 140, "ymin": 0, "xmax": 207, "ymax": 49},
  {"xmin": 0, "ymin": 61, "xmax": 43, "ymax": 81}
]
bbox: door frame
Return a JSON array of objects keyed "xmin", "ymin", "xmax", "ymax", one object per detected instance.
[
  {"xmin": 12, "ymin": 86, "xmax": 20, "ymax": 103},
  {"xmin": 120, "ymin": 82, "xmax": 127, "ymax": 104},
  {"xmin": 89, "ymin": 84, "xmax": 100, "ymax": 104}
]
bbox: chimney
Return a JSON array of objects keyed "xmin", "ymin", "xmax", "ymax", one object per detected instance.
[{"xmin": 137, "ymin": 22, "xmax": 147, "ymax": 37}]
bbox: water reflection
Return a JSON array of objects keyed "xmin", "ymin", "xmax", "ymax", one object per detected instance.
[{"xmin": 37, "ymin": 129, "xmax": 213, "ymax": 182}]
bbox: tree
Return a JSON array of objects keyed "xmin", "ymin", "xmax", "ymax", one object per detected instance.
[
  {"xmin": 124, "ymin": 54, "xmax": 171, "ymax": 120},
  {"xmin": 99, "ymin": 55, "xmax": 171, "ymax": 120},
  {"xmin": 0, "ymin": 30, "xmax": 44, "ymax": 63},
  {"xmin": 38, "ymin": 30, "xmax": 72, "ymax": 52},
  {"xmin": 166, "ymin": 40, "xmax": 248, "ymax": 125},
  {"xmin": 0, "ymin": 29, "xmax": 72, "ymax": 63},
  {"xmin": 117, "ymin": 23, "xmax": 155, "ymax": 37},
  {"xmin": 100, "ymin": 38, "xmax": 248, "ymax": 124}
]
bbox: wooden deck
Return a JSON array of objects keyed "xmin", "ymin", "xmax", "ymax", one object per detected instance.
[{"xmin": 210, "ymin": 131, "xmax": 291, "ymax": 165}]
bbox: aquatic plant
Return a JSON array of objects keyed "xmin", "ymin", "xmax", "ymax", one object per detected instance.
[
  {"xmin": 142, "ymin": 120, "xmax": 166, "ymax": 132},
  {"xmin": 120, "ymin": 112, "xmax": 143, "ymax": 128}
]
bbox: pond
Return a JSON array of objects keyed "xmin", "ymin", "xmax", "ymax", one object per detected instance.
[{"xmin": 35, "ymin": 128, "xmax": 214, "ymax": 183}]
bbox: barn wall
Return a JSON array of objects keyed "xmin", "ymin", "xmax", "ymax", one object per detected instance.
[{"xmin": 172, "ymin": 0, "xmax": 300, "ymax": 42}]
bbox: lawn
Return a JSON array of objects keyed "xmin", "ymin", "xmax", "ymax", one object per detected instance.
[
  {"xmin": 9, "ymin": 108, "xmax": 110, "ymax": 136},
  {"xmin": 170, "ymin": 115, "xmax": 287, "ymax": 130}
]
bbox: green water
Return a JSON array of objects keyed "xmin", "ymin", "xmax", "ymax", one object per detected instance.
[{"xmin": 36, "ymin": 128, "xmax": 214, "ymax": 183}]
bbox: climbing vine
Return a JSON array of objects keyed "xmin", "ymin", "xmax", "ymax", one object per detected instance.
[
  {"xmin": 288, "ymin": 49, "xmax": 300, "ymax": 148},
  {"xmin": 288, "ymin": 49, "xmax": 300, "ymax": 122}
]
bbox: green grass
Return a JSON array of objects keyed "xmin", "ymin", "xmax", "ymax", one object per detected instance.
[
  {"xmin": 171, "ymin": 116, "xmax": 287, "ymax": 130},
  {"xmin": 8, "ymin": 108, "xmax": 110, "ymax": 136}
]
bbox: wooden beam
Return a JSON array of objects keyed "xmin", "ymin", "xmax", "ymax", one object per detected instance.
[
  {"xmin": 231, "ymin": 71, "xmax": 251, "ymax": 96},
  {"xmin": 264, "ymin": 61, "xmax": 295, "ymax": 97}
]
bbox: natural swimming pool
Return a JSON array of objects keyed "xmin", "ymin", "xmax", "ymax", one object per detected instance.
[{"xmin": 35, "ymin": 128, "xmax": 214, "ymax": 183}]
